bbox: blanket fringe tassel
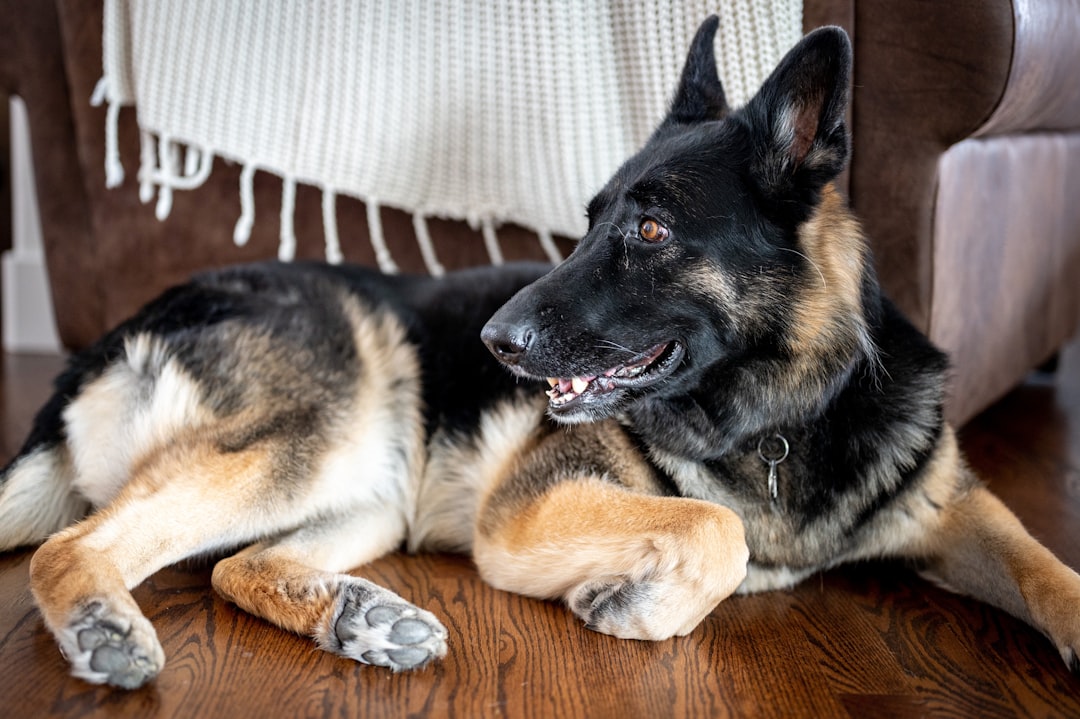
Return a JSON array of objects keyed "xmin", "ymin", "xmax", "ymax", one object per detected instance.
[{"xmin": 93, "ymin": 79, "xmax": 561, "ymax": 272}]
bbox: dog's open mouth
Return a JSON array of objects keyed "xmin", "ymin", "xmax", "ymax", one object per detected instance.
[{"xmin": 544, "ymin": 341, "xmax": 684, "ymax": 410}]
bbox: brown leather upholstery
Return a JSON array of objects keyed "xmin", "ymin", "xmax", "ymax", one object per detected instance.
[
  {"xmin": 848, "ymin": 0, "xmax": 1015, "ymax": 332},
  {"xmin": 2, "ymin": 0, "xmax": 99, "ymax": 346},
  {"xmin": 933, "ymin": 0, "xmax": 1080, "ymax": 421},
  {"xmin": 4, "ymin": 0, "xmax": 1080, "ymax": 424},
  {"xmin": 933, "ymin": 135, "xmax": 1080, "ymax": 421},
  {"xmin": 976, "ymin": 0, "xmax": 1080, "ymax": 136},
  {"xmin": 843, "ymin": 0, "xmax": 1080, "ymax": 421}
]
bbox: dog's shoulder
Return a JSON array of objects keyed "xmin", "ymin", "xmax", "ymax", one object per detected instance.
[{"xmin": 639, "ymin": 290, "xmax": 954, "ymax": 569}]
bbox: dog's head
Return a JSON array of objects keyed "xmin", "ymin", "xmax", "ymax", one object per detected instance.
[{"xmin": 484, "ymin": 18, "xmax": 877, "ymax": 434}]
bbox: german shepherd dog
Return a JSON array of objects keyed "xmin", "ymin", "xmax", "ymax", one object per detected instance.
[{"xmin": 2, "ymin": 18, "xmax": 1078, "ymax": 689}]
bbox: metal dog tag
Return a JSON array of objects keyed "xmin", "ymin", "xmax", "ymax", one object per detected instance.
[{"xmin": 757, "ymin": 434, "xmax": 790, "ymax": 502}]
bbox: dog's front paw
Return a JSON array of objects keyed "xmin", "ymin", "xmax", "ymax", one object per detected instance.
[
  {"xmin": 57, "ymin": 600, "xmax": 163, "ymax": 688},
  {"xmin": 569, "ymin": 578, "xmax": 667, "ymax": 639},
  {"xmin": 324, "ymin": 579, "xmax": 447, "ymax": 671},
  {"xmin": 1050, "ymin": 618, "xmax": 1080, "ymax": 674},
  {"xmin": 569, "ymin": 575, "xmax": 716, "ymax": 640},
  {"xmin": 567, "ymin": 528, "xmax": 749, "ymax": 641}
]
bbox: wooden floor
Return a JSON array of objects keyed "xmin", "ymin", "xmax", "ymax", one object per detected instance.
[{"xmin": 1, "ymin": 348, "xmax": 1078, "ymax": 718}]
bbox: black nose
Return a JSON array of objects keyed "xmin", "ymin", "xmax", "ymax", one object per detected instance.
[{"xmin": 481, "ymin": 321, "xmax": 534, "ymax": 365}]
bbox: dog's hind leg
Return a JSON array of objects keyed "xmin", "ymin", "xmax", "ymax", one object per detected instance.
[
  {"xmin": 28, "ymin": 439, "xmax": 319, "ymax": 688},
  {"xmin": 899, "ymin": 430, "xmax": 1080, "ymax": 672},
  {"xmin": 916, "ymin": 480, "xmax": 1080, "ymax": 672},
  {"xmin": 212, "ymin": 506, "xmax": 446, "ymax": 672}
]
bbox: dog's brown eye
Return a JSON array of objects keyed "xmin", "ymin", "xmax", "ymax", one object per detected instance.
[{"xmin": 639, "ymin": 219, "xmax": 668, "ymax": 243}]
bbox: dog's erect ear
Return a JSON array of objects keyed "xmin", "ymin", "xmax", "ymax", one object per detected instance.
[
  {"xmin": 664, "ymin": 15, "xmax": 730, "ymax": 126},
  {"xmin": 744, "ymin": 26, "xmax": 851, "ymax": 195}
]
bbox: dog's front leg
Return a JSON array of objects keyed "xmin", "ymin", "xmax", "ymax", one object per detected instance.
[
  {"xmin": 211, "ymin": 506, "xmax": 447, "ymax": 671},
  {"xmin": 919, "ymin": 481, "xmax": 1080, "ymax": 671},
  {"xmin": 473, "ymin": 425, "xmax": 748, "ymax": 641}
]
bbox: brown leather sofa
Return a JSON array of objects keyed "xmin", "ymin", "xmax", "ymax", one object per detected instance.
[{"xmin": 3, "ymin": 0, "xmax": 1079, "ymax": 424}]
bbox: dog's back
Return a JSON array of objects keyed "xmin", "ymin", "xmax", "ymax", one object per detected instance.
[{"xmin": 0, "ymin": 261, "xmax": 551, "ymax": 550}]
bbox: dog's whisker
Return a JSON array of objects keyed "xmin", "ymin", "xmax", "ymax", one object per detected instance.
[
  {"xmin": 595, "ymin": 339, "xmax": 637, "ymax": 356},
  {"xmin": 777, "ymin": 246, "xmax": 827, "ymax": 290},
  {"xmin": 592, "ymin": 221, "xmax": 623, "ymax": 237}
]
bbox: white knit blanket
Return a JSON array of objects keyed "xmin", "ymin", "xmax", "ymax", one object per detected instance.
[{"xmin": 96, "ymin": 0, "xmax": 802, "ymax": 272}]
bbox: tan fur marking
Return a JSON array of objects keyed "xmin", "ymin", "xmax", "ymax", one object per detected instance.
[
  {"xmin": 30, "ymin": 443, "xmax": 274, "ymax": 615},
  {"xmin": 213, "ymin": 548, "xmax": 341, "ymax": 636},
  {"xmin": 474, "ymin": 477, "xmax": 748, "ymax": 640},
  {"xmin": 412, "ymin": 395, "xmax": 548, "ymax": 553},
  {"xmin": 28, "ymin": 529, "xmax": 130, "ymax": 631},
  {"xmin": 340, "ymin": 302, "xmax": 424, "ymax": 477},
  {"xmin": 313, "ymin": 299, "xmax": 424, "ymax": 523},
  {"xmin": 491, "ymin": 479, "xmax": 738, "ymax": 560},
  {"xmin": 680, "ymin": 264, "xmax": 740, "ymax": 319},
  {"xmin": 789, "ymin": 183, "xmax": 870, "ymax": 360},
  {"xmin": 475, "ymin": 420, "xmax": 664, "ymax": 541},
  {"xmin": 212, "ymin": 503, "xmax": 409, "ymax": 637}
]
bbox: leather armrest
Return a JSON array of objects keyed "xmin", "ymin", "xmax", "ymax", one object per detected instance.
[
  {"xmin": 849, "ymin": 0, "xmax": 1015, "ymax": 330},
  {"xmin": 976, "ymin": 0, "xmax": 1080, "ymax": 137}
]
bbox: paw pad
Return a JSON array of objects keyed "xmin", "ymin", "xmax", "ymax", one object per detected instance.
[
  {"xmin": 69, "ymin": 616, "xmax": 161, "ymax": 689},
  {"xmin": 331, "ymin": 582, "xmax": 448, "ymax": 671}
]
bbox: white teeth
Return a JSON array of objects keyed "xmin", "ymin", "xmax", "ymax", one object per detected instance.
[
  {"xmin": 571, "ymin": 377, "xmax": 589, "ymax": 394},
  {"xmin": 547, "ymin": 377, "xmax": 559, "ymax": 387},
  {"xmin": 614, "ymin": 364, "xmax": 645, "ymax": 379}
]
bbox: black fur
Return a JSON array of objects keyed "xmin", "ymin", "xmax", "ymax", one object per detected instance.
[
  {"xmin": 482, "ymin": 23, "xmax": 952, "ymax": 569},
  {"xmin": 1, "ymin": 261, "xmax": 549, "ymax": 484}
]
